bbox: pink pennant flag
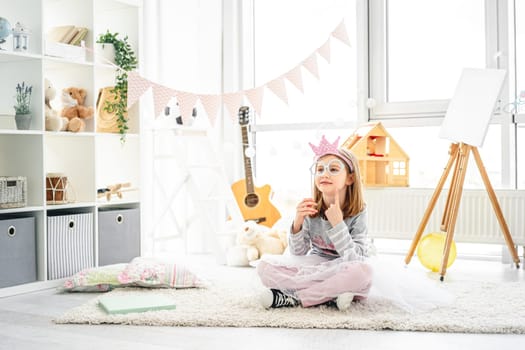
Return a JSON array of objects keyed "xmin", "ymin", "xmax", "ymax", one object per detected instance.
[
  {"xmin": 199, "ymin": 94, "xmax": 221, "ymax": 126},
  {"xmin": 332, "ymin": 20, "xmax": 351, "ymax": 47},
  {"xmin": 127, "ymin": 71, "xmax": 153, "ymax": 109},
  {"xmin": 285, "ymin": 66, "xmax": 304, "ymax": 93},
  {"xmin": 267, "ymin": 77, "xmax": 288, "ymax": 105},
  {"xmin": 152, "ymin": 83, "xmax": 176, "ymax": 118},
  {"xmin": 176, "ymin": 91, "xmax": 198, "ymax": 123},
  {"xmin": 303, "ymin": 54, "xmax": 320, "ymax": 80},
  {"xmin": 222, "ymin": 92, "xmax": 244, "ymax": 121},
  {"xmin": 244, "ymin": 87, "xmax": 265, "ymax": 117},
  {"xmin": 317, "ymin": 39, "xmax": 331, "ymax": 63}
]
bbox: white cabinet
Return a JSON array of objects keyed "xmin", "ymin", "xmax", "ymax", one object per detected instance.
[{"xmin": 0, "ymin": 0, "xmax": 142, "ymax": 297}]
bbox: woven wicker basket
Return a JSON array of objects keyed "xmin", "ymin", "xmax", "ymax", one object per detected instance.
[{"xmin": 0, "ymin": 176, "xmax": 27, "ymax": 208}]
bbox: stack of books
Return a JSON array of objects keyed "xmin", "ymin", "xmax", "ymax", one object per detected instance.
[{"xmin": 46, "ymin": 25, "xmax": 88, "ymax": 46}]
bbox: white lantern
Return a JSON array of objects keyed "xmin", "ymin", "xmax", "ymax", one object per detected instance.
[{"xmin": 13, "ymin": 22, "xmax": 30, "ymax": 52}]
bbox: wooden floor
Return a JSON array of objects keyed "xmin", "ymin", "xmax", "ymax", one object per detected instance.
[{"xmin": 2, "ymin": 254, "xmax": 525, "ymax": 350}]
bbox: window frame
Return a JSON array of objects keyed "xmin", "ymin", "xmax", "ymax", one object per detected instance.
[
  {"xmin": 367, "ymin": 0, "xmax": 517, "ymax": 188},
  {"xmin": 248, "ymin": 0, "xmax": 519, "ymax": 188}
]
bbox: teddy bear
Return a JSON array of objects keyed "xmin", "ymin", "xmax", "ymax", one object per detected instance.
[
  {"xmin": 44, "ymin": 78, "xmax": 69, "ymax": 132},
  {"xmin": 60, "ymin": 87, "xmax": 94, "ymax": 132},
  {"xmin": 226, "ymin": 221, "xmax": 288, "ymax": 267}
]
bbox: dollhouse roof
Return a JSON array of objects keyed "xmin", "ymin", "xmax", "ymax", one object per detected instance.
[{"xmin": 342, "ymin": 122, "xmax": 409, "ymax": 160}]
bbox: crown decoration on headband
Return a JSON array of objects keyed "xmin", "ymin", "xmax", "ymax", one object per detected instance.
[{"xmin": 308, "ymin": 135, "xmax": 341, "ymax": 158}]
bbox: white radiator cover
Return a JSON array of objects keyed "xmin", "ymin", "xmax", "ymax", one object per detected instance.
[{"xmin": 365, "ymin": 188, "xmax": 525, "ymax": 245}]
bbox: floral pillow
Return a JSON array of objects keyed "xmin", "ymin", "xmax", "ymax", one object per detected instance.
[
  {"xmin": 117, "ymin": 257, "xmax": 203, "ymax": 288},
  {"xmin": 61, "ymin": 263, "xmax": 128, "ymax": 292}
]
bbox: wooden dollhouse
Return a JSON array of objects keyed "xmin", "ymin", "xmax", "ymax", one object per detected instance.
[{"xmin": 341, "ymin": 122, "xmax": 409, "ymax": 187}]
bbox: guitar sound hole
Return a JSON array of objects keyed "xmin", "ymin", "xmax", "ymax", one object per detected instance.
[{"xmin": 245, "ymin": 193, "xmax": 259, "ymax": 208}]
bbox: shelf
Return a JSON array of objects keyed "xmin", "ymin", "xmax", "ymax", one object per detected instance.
[
  {"xmin": 0, "ymin": 206, "xmax": 44, "ymax": 214},
  {"xmin": 0, "ymin": 0, "xmax": 142, "ymax": 297},
  {"xmin": 0, "ymin": 51, "xmax": 42, "ymax": 62}
]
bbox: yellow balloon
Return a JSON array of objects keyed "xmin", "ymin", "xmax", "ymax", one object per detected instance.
[{"xmin": 416, "ymin": 233, "xmax": 456, "ymax": 272}]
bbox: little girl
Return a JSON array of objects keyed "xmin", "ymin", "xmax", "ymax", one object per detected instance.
[{"xmin": 256, "ymin": 135, "xmax": 373, "ymax": 311}]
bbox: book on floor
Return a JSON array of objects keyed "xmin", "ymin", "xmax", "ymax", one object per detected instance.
[{"xmin": 98, "ymin": 294, "xmax": 176, "ymax": 314}]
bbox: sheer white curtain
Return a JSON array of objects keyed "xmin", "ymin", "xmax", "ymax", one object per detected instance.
[{"xmin": 141, "ymin": 0, "xmax": 230, "ymax": 255}]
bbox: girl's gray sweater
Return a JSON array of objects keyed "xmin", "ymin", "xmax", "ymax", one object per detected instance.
[{"xmin": 289, "ymin": 208, "xmax": 369, "ymax": 261}]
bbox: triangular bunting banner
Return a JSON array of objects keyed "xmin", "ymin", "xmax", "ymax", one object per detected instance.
[
  {"xmin": 118, "ymin": 18, "xmax": 351, "ymax": 124},
  {"xmin": 222, "ymin": 92, "xmax": 244, "ymax": 121},
  {"xmin": 332, "ymin": 20, "xmax": 351, "ymax": 47},
  {"xmin": 244, "ymin": 87, "xmax": 265, "ymax": 117},
  {"xmin": 176, "ymin": 91, "xmax": 199, "ymax": 123},
  {"xmin": 303, "ymin": 54, "xmax": 320, "ymax": 80},
  {"xmin": 152, "ymin": 83, "xmax": 176, "ymax": 118},
  {"xmin": 266, "ymin": 77, "xmax": 289, "ymax": 105},
  {"xmin": 127, "ymin": 71, "xmax": 153, "ymax": 109},
  {"xmin": 285, "ymin": 66, "xmax": 304, "ymax": 93},
  {"xmin": 199, "ymin": 94, "xmax": 221, "ymax": 126},
  {"xmin": 317, "ymin": 39, "xmax": 331, "ymax": 63}
]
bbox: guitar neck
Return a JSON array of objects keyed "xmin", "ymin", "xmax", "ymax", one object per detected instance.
[{"xmin": 241, "ymin": 124, "xmax": 255, "ymax": 194}]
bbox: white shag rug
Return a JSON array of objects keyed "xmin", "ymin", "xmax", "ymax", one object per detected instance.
[{"xmin": 54, "ymin": 264, "xmax": 525, "ymax": 334}]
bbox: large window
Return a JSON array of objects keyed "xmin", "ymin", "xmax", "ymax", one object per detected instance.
[
  {"xmin": 366, "ymin": 0, "xmax": 514, "ymax": 190},
  {"xmin": 369, "ymin": 0, "xmax": 487, "ymax": 118},
  {"xmin": 386, "ymin": 0, "xmax": 485, "ymax": 102},
  {"xmin": 252, "ymin": 0, "xmax": 360, "ymax": 218},
  {"xmin": 253, "ymin": 0, "xmax": 514, "ymax": 213}
]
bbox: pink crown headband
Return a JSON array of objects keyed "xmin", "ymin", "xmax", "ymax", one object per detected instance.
[{"xmin": 308, "ymin": 135, "xmax": 354, "ymax": 172}]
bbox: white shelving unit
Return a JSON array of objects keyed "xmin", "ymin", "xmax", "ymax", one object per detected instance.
[{"xmin": 0, "ymin": 0, "xmax": 143, "ymax": 297}]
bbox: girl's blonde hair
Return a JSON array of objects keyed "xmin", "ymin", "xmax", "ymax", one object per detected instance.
[{"xmin": 312, "ymin": 150, "xmax": 365, "ymax": 218}]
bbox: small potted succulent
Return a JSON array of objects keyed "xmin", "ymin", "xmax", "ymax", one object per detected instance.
[{"xmin": 13, "ymin": 81, "xmax": 32, "ymax": 130}]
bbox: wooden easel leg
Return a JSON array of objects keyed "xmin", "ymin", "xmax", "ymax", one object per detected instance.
[
  {"xmin": 439, "ymin": 144, "xmax": 470, "ymax": 280},
  {"xmin": 471, "ymin": 147, "xmax": 521, "ymax": 267},
  {"xmin": 440, "ymin": 148, "xmax": 462, "ymax": 232},
  {"xmin": 404, "ymin": 144, "xmax": 459, "ymax": 265}
]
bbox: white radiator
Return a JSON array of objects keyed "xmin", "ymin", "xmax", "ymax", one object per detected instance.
[{"xmin": 365, "ymin": 188, "xmax": 525, "ymax": 245}]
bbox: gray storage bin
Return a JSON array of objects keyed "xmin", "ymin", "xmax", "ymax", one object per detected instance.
[
  {"xmin": 47, "ymin": 212, "xmax": 94, "ymax": 280},
  {"xmin": 98, "ymin": 208, "xmax": 140, "ymax": 265},
  {"xmin": 0, "ymin": 217, "xmax": 36, "ymax": 287}
]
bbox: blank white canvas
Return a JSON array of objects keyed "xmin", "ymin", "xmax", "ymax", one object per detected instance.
[{"xmin": 439, "ymin": 68, "xmax": 506, "ymax": 147}]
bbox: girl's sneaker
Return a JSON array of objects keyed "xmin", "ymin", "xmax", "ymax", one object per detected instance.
[{"xmin": 260, "ymin": 288, "xmax": 299, "ymax": 309}]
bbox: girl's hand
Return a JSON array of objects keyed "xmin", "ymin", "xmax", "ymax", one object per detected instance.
[
  {"xmin": 292, "ymin": 198, "xmax": 317, "ymax": 233},
  {"xmin": 325, "ymin": 191, "xmax": 343, "ymax": 227}
]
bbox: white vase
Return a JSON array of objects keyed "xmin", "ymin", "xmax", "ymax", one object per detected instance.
[{"xmin": 95, "ymin": 43, "xmax": 115, "ymax": 65}]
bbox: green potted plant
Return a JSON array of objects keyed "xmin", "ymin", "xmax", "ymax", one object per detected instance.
[
  {"xmin": 96, "ymin": 30, "xmax": 138, "ymax": 142},
  {"xmin": 13, "ymin": 81, "xmax": 32, "ymax": 130}
]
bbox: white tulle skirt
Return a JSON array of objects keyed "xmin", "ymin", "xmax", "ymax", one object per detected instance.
[{"xmin": 256, "ymin": 253, "xmax": 454, "ymax": 312}]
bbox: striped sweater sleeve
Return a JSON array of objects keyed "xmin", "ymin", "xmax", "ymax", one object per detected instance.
[
  {"xmin": 288, "ymin": 219, "xmax": 310, "ymax": 255},
  {"xmin": 326, "ymin": 209, "xmax": 368, "ymax": 260}
]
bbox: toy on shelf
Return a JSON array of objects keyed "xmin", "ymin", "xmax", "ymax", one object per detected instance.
[
  {"xmin": 60, "ymin": 87, "xmax": 94, "ymax": 132},
  {"xmin": 341, "ymin": 122, "xmax": 409, "ymax": 187},
  {"xmin": 97, "ymin": 182, "xmax": 134, "ymax": 201},
  {"xmin": 44, "ymin": 78, "xmax": 69, "ymax": 131}
]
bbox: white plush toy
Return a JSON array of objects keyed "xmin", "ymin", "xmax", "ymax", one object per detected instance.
[
  {"xmin": 226, "ymin": 221, "xmax": 288, "ymax": 267},
  {"xmin": 44, "ymin": 78, "xmax": 69, "ymax": 131}
]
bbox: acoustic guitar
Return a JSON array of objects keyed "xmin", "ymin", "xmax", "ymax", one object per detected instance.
[{"xmin": 231, "ymin": 106, "xmax": 281, "ymax": 228}]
